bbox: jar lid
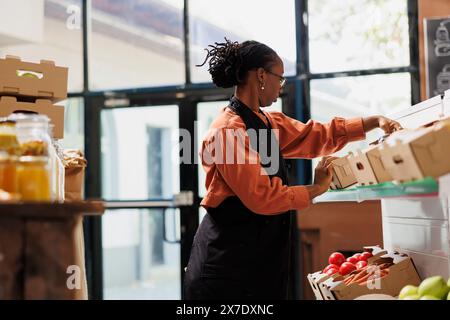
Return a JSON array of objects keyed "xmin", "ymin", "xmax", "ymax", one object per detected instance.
[
  {"xmin": 19, "ymin": 155, "xmax": 49, "ymax": 163},
  {"xmin": 8, "ymin": 113, "xmax": 49, "ymax": 124},
  {"xmin": 0, "ymin": 152, "xmax": 19, "ymax": 162}
]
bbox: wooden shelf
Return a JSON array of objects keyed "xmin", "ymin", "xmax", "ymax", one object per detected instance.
[{"xmin": 0, "ymin": 200, "xmax": 104, "ymax": 219}]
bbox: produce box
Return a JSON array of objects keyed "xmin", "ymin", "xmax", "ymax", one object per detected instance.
[
  {"xmin": 330, "ymin": 156, "xmax": 357, "ymax": 190},
  {"xmin": 347, "ymin": 149, "xmax": 380, "ymax": 186},
  {"xmin": 0, "ymin": 55, "xmax": 67, "ymax": 102},
  {"xmin": 307, "ymin": 271, "xmax": 334, "ymax": 300},
  {"xmin": 307, "ymin": 246, "xmax": 387, "ymax": 300},
  {"xmin": 0, "ymin": 96, "xmax": 65, "ymax": 138},
  {"xmin": 363, "ymin": 245, "xmax": 388, "ymax": 263},
  {"xmin": 379, "ymin": 122, "xmax": 450, "ymax": 183},
  {"xmin": 320, "ymin": 252, "xmax": 421, "ymax": 300}
]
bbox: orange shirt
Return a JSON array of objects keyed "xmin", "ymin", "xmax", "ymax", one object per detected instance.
[{"xmin": 200, "ymin": 106, "xmax": 366, "ymax": 214}]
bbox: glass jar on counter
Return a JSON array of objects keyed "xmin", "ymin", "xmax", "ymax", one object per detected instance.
[
  {"xmin": 0, "ymin": 151, "xmax": 19, "ymax": 194},
  {"xmin": 17, "ymin": 156, "xmax": 51, "ymax": 201},
  {"xmin": 0, "ymin": 119, "xmax": 21, "ymax": 156},
  {"xmin": 8, "ymin": 113, "xmax": 52, "ymax": 156}
]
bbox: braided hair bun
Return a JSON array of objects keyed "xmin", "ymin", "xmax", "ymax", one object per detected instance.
[{"xmin": 197, "ymin": 38, "xmax": 278, "ymax": 88}]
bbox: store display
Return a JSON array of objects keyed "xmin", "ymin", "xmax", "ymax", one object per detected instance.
[
  {"xmin": 308, "ymin": 246, "xmax": 421, "ymax": 300},
  {"xmin": 399, "ymin": 276, "xmax": 450, "ymax": 300},
  {"xmin": 0, "ymin": 55, "xmax": 72, "ymax": 202}
]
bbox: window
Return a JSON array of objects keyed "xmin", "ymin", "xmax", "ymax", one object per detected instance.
[
  {"xmin": 189, "ymin": 0, "xmax": 297, "ymax": 83},
  {"xmin": 0, "ymin": 0, "xmax": 83, "ymax": 92},
  {"xmin": 308, "ymin": 0, "xmax": 410, "ymax": 73},
  {"xmin": 101, "ymin": 105, "xmax": 180, "ymax": 201},
  {"xmin": 89, "ymin": 0, "xmax": 184, "ymax": 90},
  {"xmin": 60, "ymin": 97, "xmax": 84, "ymax": 151},
  {"xmin": 310, "ymin": 73, "xmax": 412, "ymax": 169}
]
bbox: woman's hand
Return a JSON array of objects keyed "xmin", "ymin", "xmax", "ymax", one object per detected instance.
[
  {"xmin": 362, "ymin": 115, "xmax": 402, "ymax": 135},
  {"xmin": 306, "ymin": 156, "xmax": 338, "ymax": 199},
  {"xmin": 377, "ymin": 116, "xmax": 402, "ymax": 134}
]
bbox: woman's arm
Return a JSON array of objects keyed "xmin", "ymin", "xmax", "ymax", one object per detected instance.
[
  {"xmin": 203, "ymin": 128, "xmax": 333, "ymax": 214},
  {"xmin": 268, "ymin": 112, "xmax": 401, "ymax": 159}
]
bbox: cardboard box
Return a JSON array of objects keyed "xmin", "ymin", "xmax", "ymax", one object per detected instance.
[
  {"xmin": 347, "ymin": 150, "xmax": 379, "ymax": 186},
  {"xmin": 379, "ymin": 123, "xmax": 450, "ymax": 183},
  {"xmin": 0, "ymin": 55, "xmax": 68, "ymax": 102},
  {"xmin": 320, "ymin": 252, "xmax": 421, "ymax": 300},
  {"xmin": 330, "ymin": 157, "xmax": 357, "ymax": 190},
  {"xmin": 365, "ymin": 146, "xmax": 393, "ymax": 184},
  {"xmin": 307, "ymin": 245, "xmax": 386, "ymax": 300},
  {"xmin": 307, "ymin": 271, "xmax": 333, "ymax": 300},
  {"xmin": 0, "ymin": 96, "xmax": 65, "ymax": 139},
  {"xmin": 363, "ymin": 245, "xmax": 388, "ymax": 263}
]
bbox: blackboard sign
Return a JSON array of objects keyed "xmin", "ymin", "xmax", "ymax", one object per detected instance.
[{"xmin": 425, "ymin": 17, "xmax": 450, "ymax": 98}]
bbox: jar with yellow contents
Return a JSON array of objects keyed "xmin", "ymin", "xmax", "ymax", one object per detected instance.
[
  {"xmin": 0, "ymin": 120, "xmax": 21, "ymax": 197},
  {"xmin": 0, "ymin": 152, "xmax": 19, "ymax": 194},
  {"xmin": 17, "ymin": 156, "xmax": 51, "ymax": 201}
]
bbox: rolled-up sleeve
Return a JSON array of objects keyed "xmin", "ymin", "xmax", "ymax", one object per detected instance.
[
  {"xmin": 268, "ymin": 112, "xmax": 366, "ymax": 159},
  {"xmin": 203, "ymin": 127, "xmax": 311, "ymax": 214}
]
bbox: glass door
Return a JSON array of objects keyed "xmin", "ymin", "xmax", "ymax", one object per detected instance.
[{"xmin": 100, "ymin": 104, "xmax": 184, "ymax": 299}]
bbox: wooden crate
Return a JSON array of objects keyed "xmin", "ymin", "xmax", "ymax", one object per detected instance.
[{"xmin": 0, "ymin": 201, "xmax": 103, "ymax": 300}]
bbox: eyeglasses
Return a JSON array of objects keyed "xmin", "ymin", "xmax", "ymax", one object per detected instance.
[{"xmin": 265, "ymin": 69, "xmax": 286, "ymax": 87}]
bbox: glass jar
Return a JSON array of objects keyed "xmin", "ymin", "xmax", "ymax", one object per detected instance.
[
  {"xmin": 8, "ymin": 113, "xmax": 52, "ymax": 156},
  {"xmin": 17, "ymin": 156, "xmax": 51, "ymax": 201},
  {"xmin": 0, "ymin": 152, "xmax": 19, "ymax": 194},
  {"xmin": 0, "ymin": 119, "xmax": 21, "ymax": 156}
]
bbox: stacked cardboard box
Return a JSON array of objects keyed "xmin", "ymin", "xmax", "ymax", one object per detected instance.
[
  {"xmin": 0, "ymin": 55, "xmax": 67, "ymax": 138},
  {"xmin": 0, "ymin": 55, "xmax": 68, "ymax": 201},
  {"xmin": 330, "ymin": 116, "xmax": 450, "ymax": 188}
]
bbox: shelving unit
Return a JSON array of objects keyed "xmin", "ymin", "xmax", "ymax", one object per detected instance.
[{"xmin": 312, "ymin": 91, "xmax": 450, "ymax": 283}]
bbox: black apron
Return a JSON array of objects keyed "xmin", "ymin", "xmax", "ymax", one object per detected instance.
[{"xmin": 184, "ymin": 97, "xmax": 294, "ymax": 300}]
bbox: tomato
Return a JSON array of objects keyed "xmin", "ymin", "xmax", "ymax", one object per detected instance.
[
  {"xmin": 339, "ymin": 262, "xmax": 357, "ymax": 276},
  {"xmin": 328, "ymin": 252, "xmax": 346, "ymax": 266},
  {"xmin": 352, "ymin": 253, "xmax": 363, "ymax": 261},
  {"xmin": 346, "ymin": 256, "xmax": 358, "ymax": 264},
  {"xmin": 325, "ymin": 268, "xmax": 339, "ymax": 276},
  {"xmin": 356, "ymin": 260, "xmax": 368, "ymax": 269},
  {"xmin": 323, "ymin": 264, "xmax": 339, "ymax": 273},
  {"xmin": 360, "ymin": 252, "xmax": 373, "ymax": 261}
]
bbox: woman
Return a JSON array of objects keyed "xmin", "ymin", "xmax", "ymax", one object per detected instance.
[{"xmin": 184, "ymin": 39, "xmax": 401, "ymax": 300}]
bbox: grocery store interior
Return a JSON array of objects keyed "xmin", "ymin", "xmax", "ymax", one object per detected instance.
[{"xmin": 1, "ymin": 0, "xmax": 450, "ymax": 301}]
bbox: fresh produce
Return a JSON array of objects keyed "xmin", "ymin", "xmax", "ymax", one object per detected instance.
[
  {"xmin": 399, "ymin": 276, "xmax": 450, "ymax": 300},
  {"xmin": 356, "ymin": 261, "xmax": 367, "ymax": 269},
  {"xmin": 323, "ymin": 264, "xmax": 339, "ymax": 273},
  {"xmin": 328, "ymin": 252, "xmax": 346, "ymax": 266},
  {"xmin": 339, "ymin": 262, "xmax": 357, "ymax": 276},
  {"xmin": 418, "ymin": 276, "xmax": 449, "ymax": 300},
  {"xmin": 403, "ymin": 294, "xmax": 420, "ymax": 300},
  {"xmin": 346, "ymin": 256, "xmax": 358, "ymax": 264},
  {"xmin": 420, "ymin": 295, "xmax": 440, "ymax": 300},
  {"xmin": 352, "ymin": 253, "xmax": 363, "ymax": 261},
  {"xmin": 399, "ymin": 285, "xmax": 418, "ymax": 300},
  {"xmin": 360, "ymin": 252, "xmax": 373, "ymax": 261},
  {"xmin": 325, "ymin": 268, "xmax": 339, "ymax": 276}
]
